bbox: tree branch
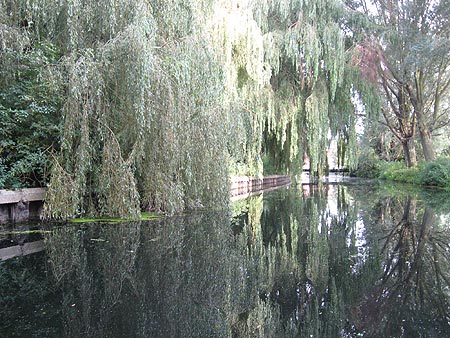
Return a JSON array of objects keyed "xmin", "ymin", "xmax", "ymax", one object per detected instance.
[{"xmin": 380, "ymin": 108, "xmax": 404, "ymax": 141}]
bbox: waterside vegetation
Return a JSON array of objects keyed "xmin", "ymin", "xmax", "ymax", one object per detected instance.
[
  {"xmin": 1, "ymin": 0, "xmax": 449, "ymax": 219},
  {"xmin": 353, "ymin": 153, "xmax": 450, "ymax": 190}
]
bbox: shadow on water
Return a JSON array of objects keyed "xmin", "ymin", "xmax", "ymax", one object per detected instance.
[{"xmin": 0, "ymin": 181, "xmax": 449, "ymax": 337}]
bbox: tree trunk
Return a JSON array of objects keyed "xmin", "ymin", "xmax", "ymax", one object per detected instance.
[
  {"xmin": 415, "ymin": 106, "xmax": 436, "ymax": 162},
  {"xmin": 402, "ymin": 138, "xmax": 417, "ymax": 167},
  {"xmin": 418, "ymin": 125, "xmax": 436, "ymax": 162}
]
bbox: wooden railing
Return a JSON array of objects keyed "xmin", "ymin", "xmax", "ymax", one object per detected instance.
[
  {"xmin": 230, "ymin": 175, "xmax": 291, "ymax": 200},
  {"xmin": 0, "ymin": 175, "xmax": 292, "ymax": 222}
]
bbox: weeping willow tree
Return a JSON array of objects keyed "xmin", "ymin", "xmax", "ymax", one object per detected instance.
[
  {"xmin": 211, "ymin": 0, "xmax": 360, "ymax": 177},
  {"xmin": 260, "ymin": 0, "xmax": 347, "ymax": 175},
  {"xmin": 1, "ymin": 0, "xmax": 364, "ymax": 218},
  {"xmin": 0, "ymin": 0, "xmax": 231, "ymax": 218}
]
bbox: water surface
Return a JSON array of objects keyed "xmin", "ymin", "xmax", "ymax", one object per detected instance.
[{"xmin": 1, "ymin": 181, "xmax": 449, "ymax": 337}]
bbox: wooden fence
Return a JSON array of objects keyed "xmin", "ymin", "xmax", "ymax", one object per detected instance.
[
  {"xmin": 230, "ymin": 175, "xmax": 291, "ymax": 201},
  {"xmin": 0, "ymin": 175, "xmax": 291, "ymax": 223}
]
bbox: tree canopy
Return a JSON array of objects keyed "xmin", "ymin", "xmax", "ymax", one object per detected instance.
[
  {"xmin": 346, "ymin": 0, "xmax": 450, "ymax": 166},
  {"xmin": 1, "ymin": 0, "xmax": 447, "ymax": 218}
]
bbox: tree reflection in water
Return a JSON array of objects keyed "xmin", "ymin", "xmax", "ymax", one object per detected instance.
[
  {"xmin": 43, "ymin": 221, "xmax": 141, "ymax": 337},
  {"xmin": 352, "ymin": 197, "xmax": 450, "ymax": 337},
  {"xmin": 230, "ymin": 184, "xmax": 449, "ymax": 337},
  {"xmin": 1, "ymin": 183, "xmax": 449, "ymax": 337}
]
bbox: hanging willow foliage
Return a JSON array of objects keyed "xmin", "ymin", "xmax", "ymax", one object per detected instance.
[
  {"xmin": 137, "ymin": 32, "xmax": 230, "ymax": 214},
  {"xmin": 213, "ymin": 0, "xmax": 350, "ymax": 176},
  {"xmin": 0, "ymin": 2, "xmax": 39, "ymax": 89},
  {"xmin": 2, "ymin": 0, "xmax": 362, "ymax": 218},
  {"xmin": 305, "ymin": 80, "xmax": 329, "ymax": 175},
  {"xmin": 42, "ymin": 46, "xmax": 144, "ymax": 219},
  {"xmin": 39, "ymin": 0, "xmax": 231, "ymax": 218}
]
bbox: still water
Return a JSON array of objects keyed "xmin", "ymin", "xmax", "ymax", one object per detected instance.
[{"xmin": 1, "ymin": 182, "xmax": 449, "ymax": 338}]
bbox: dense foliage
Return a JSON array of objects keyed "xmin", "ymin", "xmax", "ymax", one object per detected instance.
[
  {"xmin": 2, "ymin": 0, "xmax": 446, "ymax": 218},
  {"xmin": 353, "ymin": 156, "xmax": 450, "ymax": 189},
  {"xmin": 1, "ymin": 0, "xmax": 364, "ymax": 218},
  {"xmin": 420, "ymin": 157, "xmax": 450, "ymax": 188},
  {"xmin": 0, "ymin": 39, "xmax": 62, "ymax": 189}
]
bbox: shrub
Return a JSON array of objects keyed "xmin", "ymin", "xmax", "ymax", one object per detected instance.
[
  {"xmin": 379, "ymin": 161, "xmax": 422, "ymax": 185},
  {"xmin": 420, "ymin": 157, "xmax": 450, "ymax": 188},
  {"xmin": 0, "ymin": 42, "xmax": 62, "ymax": 189},
  {"xmin": 352, "ymin": 152, "xmax": 383, "ymax": 178},
  {"xmin": 375, "ymin": 157, "xmax": 450, "ymax": 189}
]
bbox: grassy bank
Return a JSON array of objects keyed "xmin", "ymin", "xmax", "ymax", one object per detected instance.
[{"xmin": 353, "ymin": 156, "xmax": 450, "ymax": 190}]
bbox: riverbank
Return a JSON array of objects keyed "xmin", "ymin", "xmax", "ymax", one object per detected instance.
[
  {"xmin": 353, "ymin": 156, "xmax": 450, "ymax": 190},
  {"xmin": 0, "ymin": 175, "xmax": 292, "ymax": 223}
]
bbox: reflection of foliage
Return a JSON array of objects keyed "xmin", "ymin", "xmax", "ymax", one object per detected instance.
[
  {"xmin": 233, "ymin": 186, "xmax": 351, "ymax": 337},
  {"xmin": 42, "ymin": 222, "xmax": 141, "ymax": 337},
  {"xmin": 2, "ymin": 183, "xmax": 449, "ymax": 337},
  {"xmin": 305, "ymin": 199, "xmax": 329, "ymax": 293},
  {"xmin": 0, "ymin": 254, "xmax": 61, "ymax": 337},
  {"xmin": 130, "ymin": 212, "xmax": 243, "ymax": 337},
  {"xmin": 44, "ymin": 225, "xmax": 95, "ymax": 337},
  {"xmin": 234, "ymin": 183, "xmax": 450, "ymax": 337},
  {"xmin": 352, "ymin": 198, "xmax": 450, "ymax": 337},
  {"xmin": 44, "ymin": 226, "xmax": 84, "ymax": 283},
  {"xmin": 419, "ymin": 189, "xmax": 450, "ymax": 215}
]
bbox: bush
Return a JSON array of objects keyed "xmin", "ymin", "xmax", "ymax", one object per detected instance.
[
  {"xmin": 374, "ymin": 157, "xmax": 450, "ymax": 189},
  {"xmin": 0, "ymin": 42, "xmax": 62, "ymax": 189},
  {"xmin": 352, "ymin": 152, "xmax": 383, "ymax": 178},
  {"xmin": 379, "ymin": 161, "xmax": 422, "ymax": 185},
  {"xmin": 420, "ymin": 157, "xmax": 450, "ymax": 188}
]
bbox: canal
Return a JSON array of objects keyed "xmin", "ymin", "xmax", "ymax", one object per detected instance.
[{"xmin": 1, "ymin": 180, "xmax": 449, "ymax": 337}]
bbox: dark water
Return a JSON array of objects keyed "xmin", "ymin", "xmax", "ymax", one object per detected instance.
[{"xmin": 1, "ymin": 182, "xmax": 449, "ymax": 338}]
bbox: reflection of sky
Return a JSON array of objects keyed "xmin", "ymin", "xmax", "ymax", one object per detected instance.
[
  {"xmin": 327, "ymin": 185, "xmax": 338, "ymax": 216},
  {"xmin": 325, "ymin": 185, "xmax": 338, "ymax": 233},
  {"xmin": 440, "ymin": 214, "xmax": 450, "ymax": 229},
  {"xmin": 347, "ymin": 216, "xmax": 368, "ymax": 274},
  {"xmin": 326, "ymin": 185, "xmax": 368, "ymax": 273}
]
